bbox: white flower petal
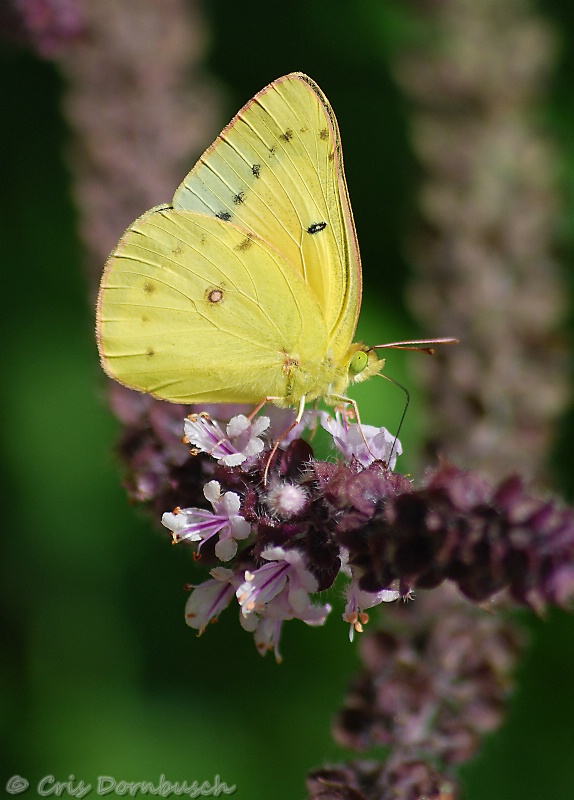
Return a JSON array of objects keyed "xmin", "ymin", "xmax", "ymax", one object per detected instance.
[
  {"xmin": 230, "ymin": 516, "xmax": 251, "ymax": 540},
  {"xmin": 161, "ymin": 511, "xmax": 180, "ymax": 532},
  {"xmin": 222, "ymin": 452, "xmax": 247, "ymax": 466},
  {"xmin": 215, "ymin": 537, "xmax": 238, "ymax": 562},
  {"xmin": 203, "ymin": 480, "xmax": 221, "ymax": 504},
  {"xmin": 226, "ymin": 414, "xmax": 250, "ymax": 437},
  {"xmin": 221, "ymin": 491, "xmax": 241, "ymax": 516},
  {"xmin": 250, "ymin": 415, "xmax": 271, "ymax": 436}
]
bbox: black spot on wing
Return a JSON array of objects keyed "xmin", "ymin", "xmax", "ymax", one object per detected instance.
[
  {"xmin": 280, "ymin": 129, "xmax": 294, "ymax": 143},
  {"xmin": 146, "ymin": 347, "xmax": 155, "ymax": 358},
  {"xmin": 319, "ymin": 129, "xmax": 329, "ymax": 141},
  {"xmin": 172, "ymin": 246, "xmax": 183, "ymax": 256},
  {"xmin": 269, "ymin": 146, "xmax": 276, "ymax": 157},
  {"xmin": 307, "ymin": 222, "xmax": 327, "ymax": 235},
  {"xmin": 216, "ymin": 211, "xmax": 232, "ymax": 221},
  {"xmin": 143, "ymin": 282, "xmax": 155, "ymax": 294},
  {"xmin": 233, "ymin": 191, "xmax": 245, "ymax": 205},
  {"xmin": 251, "ymin": 164, "xmax": 261, "ymax": 178}
]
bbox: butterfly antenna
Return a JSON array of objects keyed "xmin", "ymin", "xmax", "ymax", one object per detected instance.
[
  {"xmin": 373, "ymin": 337, "xmax": 458, "ymax": 356},
  {"xmin": 371, "ymin": 336, "xmax": 457, "ymax": 461}
]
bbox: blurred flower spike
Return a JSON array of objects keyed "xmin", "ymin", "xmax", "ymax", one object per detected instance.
[{"xmin": 158, "ymin": 408, "xmax": 574, "ymax": 661}]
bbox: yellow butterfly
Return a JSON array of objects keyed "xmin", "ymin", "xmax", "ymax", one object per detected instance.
[{"xmin": 97, "ymin": 73, "xmax": 451, "ymax": 423}]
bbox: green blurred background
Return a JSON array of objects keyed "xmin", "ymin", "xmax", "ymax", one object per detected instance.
[{"xmin": 2, "ymin": 1, "xmax": 574, "ymax": 798}]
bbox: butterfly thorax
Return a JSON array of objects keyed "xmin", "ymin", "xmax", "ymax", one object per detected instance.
[{"xmin": 277, "ymin": 343, "xmax": 384, "ymax": 407}]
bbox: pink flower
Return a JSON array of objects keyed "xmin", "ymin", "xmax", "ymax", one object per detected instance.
[
  {"xmin": 184, "ymin": 568, "xmax": 239, "ymax": 633},
  {"xmin": 236, "ymin": 547, "xmax": 332, "ymax": 661},
  {"xmin": 343, "ymin": 578, "xmax": 400, "ymax": 642},
  {"xmin": 320, "ymin": 411, "xmax": 402, "ymax": 469},
  {"xmin": 162, "ymin": 480, "xmax": 251, "ymax": 561},
  {"xmin": 183, "ymin": 412, "xmax": 270, "ymax": 467}
]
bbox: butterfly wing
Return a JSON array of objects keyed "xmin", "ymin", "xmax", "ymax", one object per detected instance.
[
  {"xmin": 97, "ymin": 207, "xmax": 329, "ymax": 404},
  {"xmin": 173, "ymin": 73, "xmax": 361, "ymax": 366}
]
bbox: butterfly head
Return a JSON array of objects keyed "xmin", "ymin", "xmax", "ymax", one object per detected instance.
[{"xmin": 347, "ymin": 345, "xmax": 385, "ymax": 386}]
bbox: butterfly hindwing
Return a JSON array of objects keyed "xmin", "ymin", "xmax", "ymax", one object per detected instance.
[{"xmin": 97, "ymin": 208, "xmax": 329, "ymax": 404}]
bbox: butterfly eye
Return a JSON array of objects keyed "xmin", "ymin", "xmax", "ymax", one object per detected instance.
[{"xmin": 349, "ymin": 350, "xmax": 369, "ymax": 375}]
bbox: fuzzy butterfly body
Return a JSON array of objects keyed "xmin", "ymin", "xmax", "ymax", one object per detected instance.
[{"xmin": 97, "ymin": 73, "xmax": 383, "ymax": 408}]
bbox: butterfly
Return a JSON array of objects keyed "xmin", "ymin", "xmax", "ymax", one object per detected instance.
[{"xmin": 96, "ymin": 73, "xmax": 454, "ymax": 426}]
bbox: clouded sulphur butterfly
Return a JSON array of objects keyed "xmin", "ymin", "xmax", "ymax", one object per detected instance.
[{"xmin": 97, "ymin": 73, "xmax": 429, "ymax": 417}]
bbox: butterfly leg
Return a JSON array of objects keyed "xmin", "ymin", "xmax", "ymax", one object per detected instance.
[
  {"xmin": 332, "ymin": 395, "xmax": 380, "ymax": 464},
  {"xmin": 262, "ymin": 395, "xmax": 307, "ymax": 485},
  {"xmin": 246, "ymin": 397, "xmax": 279, "ymax": 422}
]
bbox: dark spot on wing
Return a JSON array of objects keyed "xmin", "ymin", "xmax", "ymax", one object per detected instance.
[
  {"xmin": 328, "ymin": 151, "xmax": 335, "ymax": 161},
  {"xmin": 269, "ymin": 146, "xmax": 276, "ymax": 157},
  {"xmin": 280, "ymin": 129, "xmax": 294, "ymax": 143},
  {"xmin": 299, "ymin": 126, "xmax": 308, "ymax": 134},
  {"xmin": 146, "ymin": 347, "xmax": 155, "ymax": 358},
  {"xmin": 216, "ymin": 211, "xmax": 232, "ymax": 221},
  {"xmin": 307, "ymin": 222, "xmax": 327, "ymax": 235},
  {"xmin": 143, "ymin": 282, "xmax": 155, "ymax": 294},
  {"xmin": 319, "ymin": 129, "xmax": 329, "ymax": 141},
  {"xmin": 206, "ymin": 287, "xmax": 224, "ymax": 304},
  {"xmin": 172, "ymin": 246, "xmax": 183, "ymax": 256},
  {"xmin": 233, "ymin": 191, "xmax": 245, "ymax": 205},
  {"xmin": 252, "ymin": 164, "xmax": 261, "ymax": 178},
  {"xmin": 200, "ymin": 234, "xmax": 207, "ymax": 245},
  {"xmin": 236, "ymin": 234, "xmax": 254, "ymax": 252}
]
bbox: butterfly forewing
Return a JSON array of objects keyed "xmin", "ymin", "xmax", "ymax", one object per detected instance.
[
  {"xmin": 173, "ymin": 73, "xmax": 361, "ymax": 364},
  {"xmin": 97, "ymin": 208, "xmax": 329, "ymax": 404}
]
